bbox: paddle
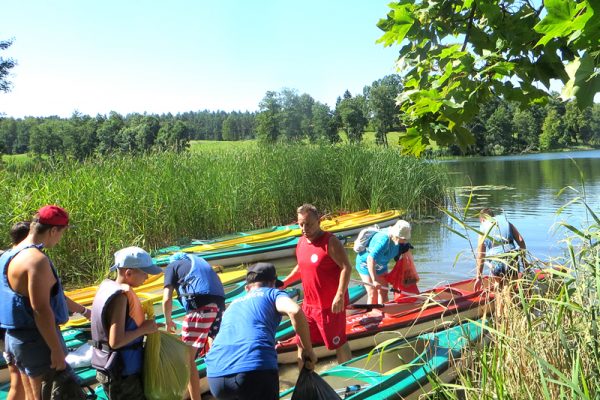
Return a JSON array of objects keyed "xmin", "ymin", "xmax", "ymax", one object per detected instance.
[{"xmin": 350, "ymin": 278, "xmax": 426, "ymax": 298}]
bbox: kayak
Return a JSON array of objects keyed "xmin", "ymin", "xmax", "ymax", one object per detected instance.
[
  {"xmin": 279, "ymin": 320, "xmax": 484, "ymax": 399},
  {"xmin": 63, "ymin": 268, "xmax": 247, "ymax": 324},
  {"xmin": 0, "ymin": 278, "xmax": 251, "ymax": 387},
  {"xmin": 152, "ymin": 209, "xmax": 401, "ymax": 259},
  {"xmin": 0, "ymin": 285, "xmax": 367, "ymax": 398},
  {"xmin": 276, "ymin": 277, "xmax": 494, "ymax": 364}
]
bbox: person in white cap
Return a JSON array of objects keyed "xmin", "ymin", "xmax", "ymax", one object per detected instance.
[
  {"xmin": 355, "ymin": 220, "xmax": 412, "ymax": 304},
  {"xmin": 90, "ymin": 246, "xmax": 162, "ymax": 400}
]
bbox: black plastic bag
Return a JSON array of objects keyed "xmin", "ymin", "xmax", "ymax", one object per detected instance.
[{"xmin": 291, "ymin": 367, "xmax": 341, "ymax": 400}]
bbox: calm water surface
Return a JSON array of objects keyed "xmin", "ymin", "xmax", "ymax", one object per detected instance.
[{"xmin": 272, "ymin": 150, "xmax": 600, "ymax": 291}]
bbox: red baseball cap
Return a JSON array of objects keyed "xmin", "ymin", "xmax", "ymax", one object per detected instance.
[{"xmin": 37, "ymin": 205, "xmax": 70, "ymax": 226}]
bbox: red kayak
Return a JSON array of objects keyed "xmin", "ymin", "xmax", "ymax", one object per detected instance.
[{"xmin": 276, "ymin": 277, "xmax": 494, "ymax": 364}]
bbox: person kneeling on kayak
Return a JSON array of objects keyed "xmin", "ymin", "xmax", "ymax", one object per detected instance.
[
  {"xmin": 91, "ymin": 246, "xmax": 161, "ymax": 400},
  {"xmin": 205, "ymin": 263, "xmax": 317, "ymax": 400},
  {"xmin": 162, "ymin": 252, "xmax": 225, "ymax": 400}
]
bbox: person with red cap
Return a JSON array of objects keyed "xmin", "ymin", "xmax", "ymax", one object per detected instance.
[{"xmin": 0, "ymin": 205, "xmax": 86, "ymax": 399}]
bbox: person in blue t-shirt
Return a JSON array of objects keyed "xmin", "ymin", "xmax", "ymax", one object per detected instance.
[
  {"xmin": 205, "ymin": 262, "xmax": 316, "ymax": 400},
  {"xmin": 355, "ymin": 220, "xmax": 412, "ymax": 304}
]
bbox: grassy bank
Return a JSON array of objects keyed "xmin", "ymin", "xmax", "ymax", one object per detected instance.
[{"xmin": 0, "ymin": 145, "xmax": 447, "ymax": 286}]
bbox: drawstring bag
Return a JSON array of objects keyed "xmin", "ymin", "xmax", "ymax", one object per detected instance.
[
  {"xmin": 386, "ymin": 251, "xmax": 420, "ymax": 300},
  {"xmin": 143, "ymin": 331, "xmax": 190, "ymax": 400},
  {"xmin": 291, "ymin": 367, "xmax": 341, "ymax": 400}
]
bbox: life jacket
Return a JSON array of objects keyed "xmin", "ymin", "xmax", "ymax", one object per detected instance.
[
  {"xmin": 0, "ymin": 243, "xmax": 69, "ymax": 329},
  {"xmin": 91, "ymin": 279, "xmax": 144, "ymax": 377},
  {"xmin": 480, "ymin": 213, "xmax": 517, "ymax": 256},
  {"xmin": 178, "ymin": 255, "xmax": 225, "ymax": 311}
]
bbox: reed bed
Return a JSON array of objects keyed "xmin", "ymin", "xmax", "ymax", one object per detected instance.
[
  {"xmin": 0, "ymin": 145, "xmax": 447, "ymax": 286},
  {"xmin": 428, "ymin": 195, "xmax": 600, "ymax": 399}
]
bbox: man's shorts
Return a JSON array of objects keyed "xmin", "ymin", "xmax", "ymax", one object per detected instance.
[
  {"xmin": 299, "ymin": 304, "xmax": 347, "ymax": 350},
  {"xmin": 182, "ymin": 303, "xmax": 219, "ymax": 355},
  {"xmin": 5, "ymin": 328, "xmax": 67, "ymax": 377}
]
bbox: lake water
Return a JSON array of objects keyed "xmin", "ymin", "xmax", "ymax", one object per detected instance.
[
  {"xmin": 413, "ymin": 149, "xmax": 600, "ymax": 289},
  {"xmin": 273, "ymin": 149, "xmax": 600, "ymax": 291}
]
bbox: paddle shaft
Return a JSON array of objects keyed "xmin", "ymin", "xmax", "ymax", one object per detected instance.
[{"xmin": 350, "ymin": 278, "xmax": 425, "ymax": 297}]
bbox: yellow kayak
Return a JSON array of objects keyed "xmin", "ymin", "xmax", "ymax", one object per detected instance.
[
  {"xmin": 63, "ymin": 268, "xmax": 247, "ymax": 328},
  {"xmin": 162, "ymin": 210, "xmax": 399, "ymax": 255}
]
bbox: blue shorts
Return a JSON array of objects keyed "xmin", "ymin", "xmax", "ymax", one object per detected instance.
[
  {"xmin": 355, "ymin": 262, "xmax": 388, "ymax": 276},
  {"xmin": 5, "ymin": 328, "xmax": 68, "ymax": 377},
  {"xmin": 208, "ymin": 369, "xmax": 279, "ymax": 400}
]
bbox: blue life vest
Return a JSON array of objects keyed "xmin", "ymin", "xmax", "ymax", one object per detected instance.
[
  {"xmin": 91, "ymin": 280, "xmax": 144, "ymax": 377},
  {"xmin": 480, "ymin": 213, "xmax": 516, "ymax": 256},
  {"xmin": 0, "ymin": 244, "xmax": 69, "ymax": 329},
  {"xmin": 178, "ymin": 255, "xmax": 225, "ymax": 311}
]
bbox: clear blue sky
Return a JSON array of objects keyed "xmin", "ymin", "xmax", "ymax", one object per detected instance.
[{"xmin": 0, "ymin": 1, "xmax": 399, "ymax": 118}]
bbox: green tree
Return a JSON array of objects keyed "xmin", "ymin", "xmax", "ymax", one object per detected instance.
[
  {"xmin": 513, "ymin": 108, "xmax": 540, "ymax": 152},
  {"xmin": 0, "ymin": 39, "xmax": 16, "ymax": 93},
  {"xmin": 367, "ymin": 75, "xmax": 402, "ymax": 145},
  {"xmin": 337, "ymin": 95, "xmax": 368, "ymax": 143},
  {"xmin": 256, "ymin": 91, "xmax": 282, "ymax": 144},
  {"xmin": 97, "ymin": 111, "xmax": 124, "ymax": 154},
  {"xmin": 540, "ymin": 108, "xmax": 564, "ymax": 150},
  {"xmin": 377, "ymin": 0, "xmax": 600, "ymax": 155},
  {"xmin": 29, "ymin": 120, "xmax": 64, "ymax": 156},
  {"xmin": 484, "ymin": 103, "xmax": 513, "ymax": 155},
  {"xmin": 311, "ymin": 102, "xmax": 338, "ymax": 143}
]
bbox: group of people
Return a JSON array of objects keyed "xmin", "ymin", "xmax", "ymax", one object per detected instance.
[{"xmin": 0, "ymin": 203, "xmax": 526, "ymax": 400}]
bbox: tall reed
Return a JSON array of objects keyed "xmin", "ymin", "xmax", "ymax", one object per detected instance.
[
  {"xmin": 0, "ymin": 145, "xmax": 447, "ymax": 286},
  {"xmin": 427, "ymin": 182, "xmax": 600, "ymax": 399}
]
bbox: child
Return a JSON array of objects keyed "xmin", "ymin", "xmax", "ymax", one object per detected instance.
[{"xmin": 90, "ymin": 246, "xmax": 162, "ymax": 400}]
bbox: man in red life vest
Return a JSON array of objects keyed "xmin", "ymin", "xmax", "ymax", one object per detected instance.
[{"xmin": 282, "ymin": 204, "xmax": 352, "ymax": 363}]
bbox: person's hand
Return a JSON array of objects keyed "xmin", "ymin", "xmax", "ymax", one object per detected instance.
[
  {"xmin": 51, "ymin": 350, "xmax": 66, "ymax": 371},
  {"xmin": 299, "ymin": 348, "xmax": 318, "ymax": 371},
  {"xmin": 140, "ymin": 319, "xmax": 159, "ymax": 335},
  {"xmin": 331, "ymin": 293, "xmax": 345, "ymax": 313},
  {"xmin": 165, "ymin": 319, "xmax": 177, "ymax": 333},
  {"xmin": 82, "ymin": 307, "xmax": 92, "ymax": 320}
]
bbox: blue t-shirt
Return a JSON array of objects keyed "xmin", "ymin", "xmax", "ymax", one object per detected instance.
[
  {"xmin": 205, "ymin": 287, "xmax": 288, "ymax": 377},
  {"xmin": 355, "ymin": 229, "xmax": 400, "ymax": 274}
]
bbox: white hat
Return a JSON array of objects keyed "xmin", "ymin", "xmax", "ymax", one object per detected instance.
[
  {"xmin": 110, "ymin": 246, "xmax": 162, "ymax": 275},
  {"xmin": 389, "ymin": 220, "xmax": 411, "ymax": 240}
]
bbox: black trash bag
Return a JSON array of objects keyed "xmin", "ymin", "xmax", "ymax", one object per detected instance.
[{"xmin": 291, "ymin": 367, "xmax": 341, "ymax": 400}]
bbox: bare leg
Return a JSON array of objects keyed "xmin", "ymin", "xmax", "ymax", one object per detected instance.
[
  {"xmin": 187, "ymin": 346, "xmax": 201, "ymax": 400},
  {"xmin": 359, "ymin": 273, "xmax": 375, "ymax": 304},
  {"xmin": 374, "ymin": 274, "xmax": 389, "ymax": 305},
  {"xmin": 335, "ymin": 342, "xmax": 352, "ymax": 364},
  {"xmin": 7, "ymin": 365, "xmax": 25, "ymax": 400},
  {"xmin": 21, "ymin": 374, "xmax": 42, "ymax": 400}
]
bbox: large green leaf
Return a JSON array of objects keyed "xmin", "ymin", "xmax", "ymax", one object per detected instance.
[
  {"xmin": 561, "ymin": 53, "xmax": 600, "ymax": 108},
  {"xmin": 534, "ymin": 0, "xmax": 576, "ymax": 46}
]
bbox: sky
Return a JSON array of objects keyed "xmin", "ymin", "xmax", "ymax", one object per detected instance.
[{"xmin": 0, "ymin": 1, "xmax": 399, "ymax": 118}]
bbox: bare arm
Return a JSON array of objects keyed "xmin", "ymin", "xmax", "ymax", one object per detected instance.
[
  {"xmin": 510, "ymin": 224, "xmax": 526, "ymax": 250},
  {"xmin": 107, "ymin": 294, "xmax": 158, "ymax": 349},
  {"xmin": 276, "ymin": 295, "xmax": 317, "ymax": 369},
  {"xmin": 65, "ymin": 296, "xmax": 91, "ymax": 319},
  {"xmin": 328, "ymin": 236, "xmax": 351, "ymax": 313},
  {"xmin": 28, "ymin": 258, "xmax": 66, "ymax": 370},
  {"xmin": 282, "ymin": 264, "xmax": 301, "ymax": 288},
  {"xmin": 162, "ymin": 286, "xmax": 177, "ymax": 332}
]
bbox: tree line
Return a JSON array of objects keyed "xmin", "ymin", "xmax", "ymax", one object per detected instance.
[{"xmin": 1, "ymin": 75, "xmax": 599, "ymax": 160}]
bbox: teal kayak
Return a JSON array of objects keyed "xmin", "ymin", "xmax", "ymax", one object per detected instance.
[{"xmin": 279, "ymin": 320, "xmax": 484, "ymax": 399}]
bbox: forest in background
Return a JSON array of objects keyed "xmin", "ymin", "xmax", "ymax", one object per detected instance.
[{"xmin": 1, "ymin": 75, "xmax": 599, "ymax": 161}]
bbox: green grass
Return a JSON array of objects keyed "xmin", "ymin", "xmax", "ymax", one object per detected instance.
[{"xmin": 0, "ymin": 145, "xmax": 448, "ymax": 286}]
